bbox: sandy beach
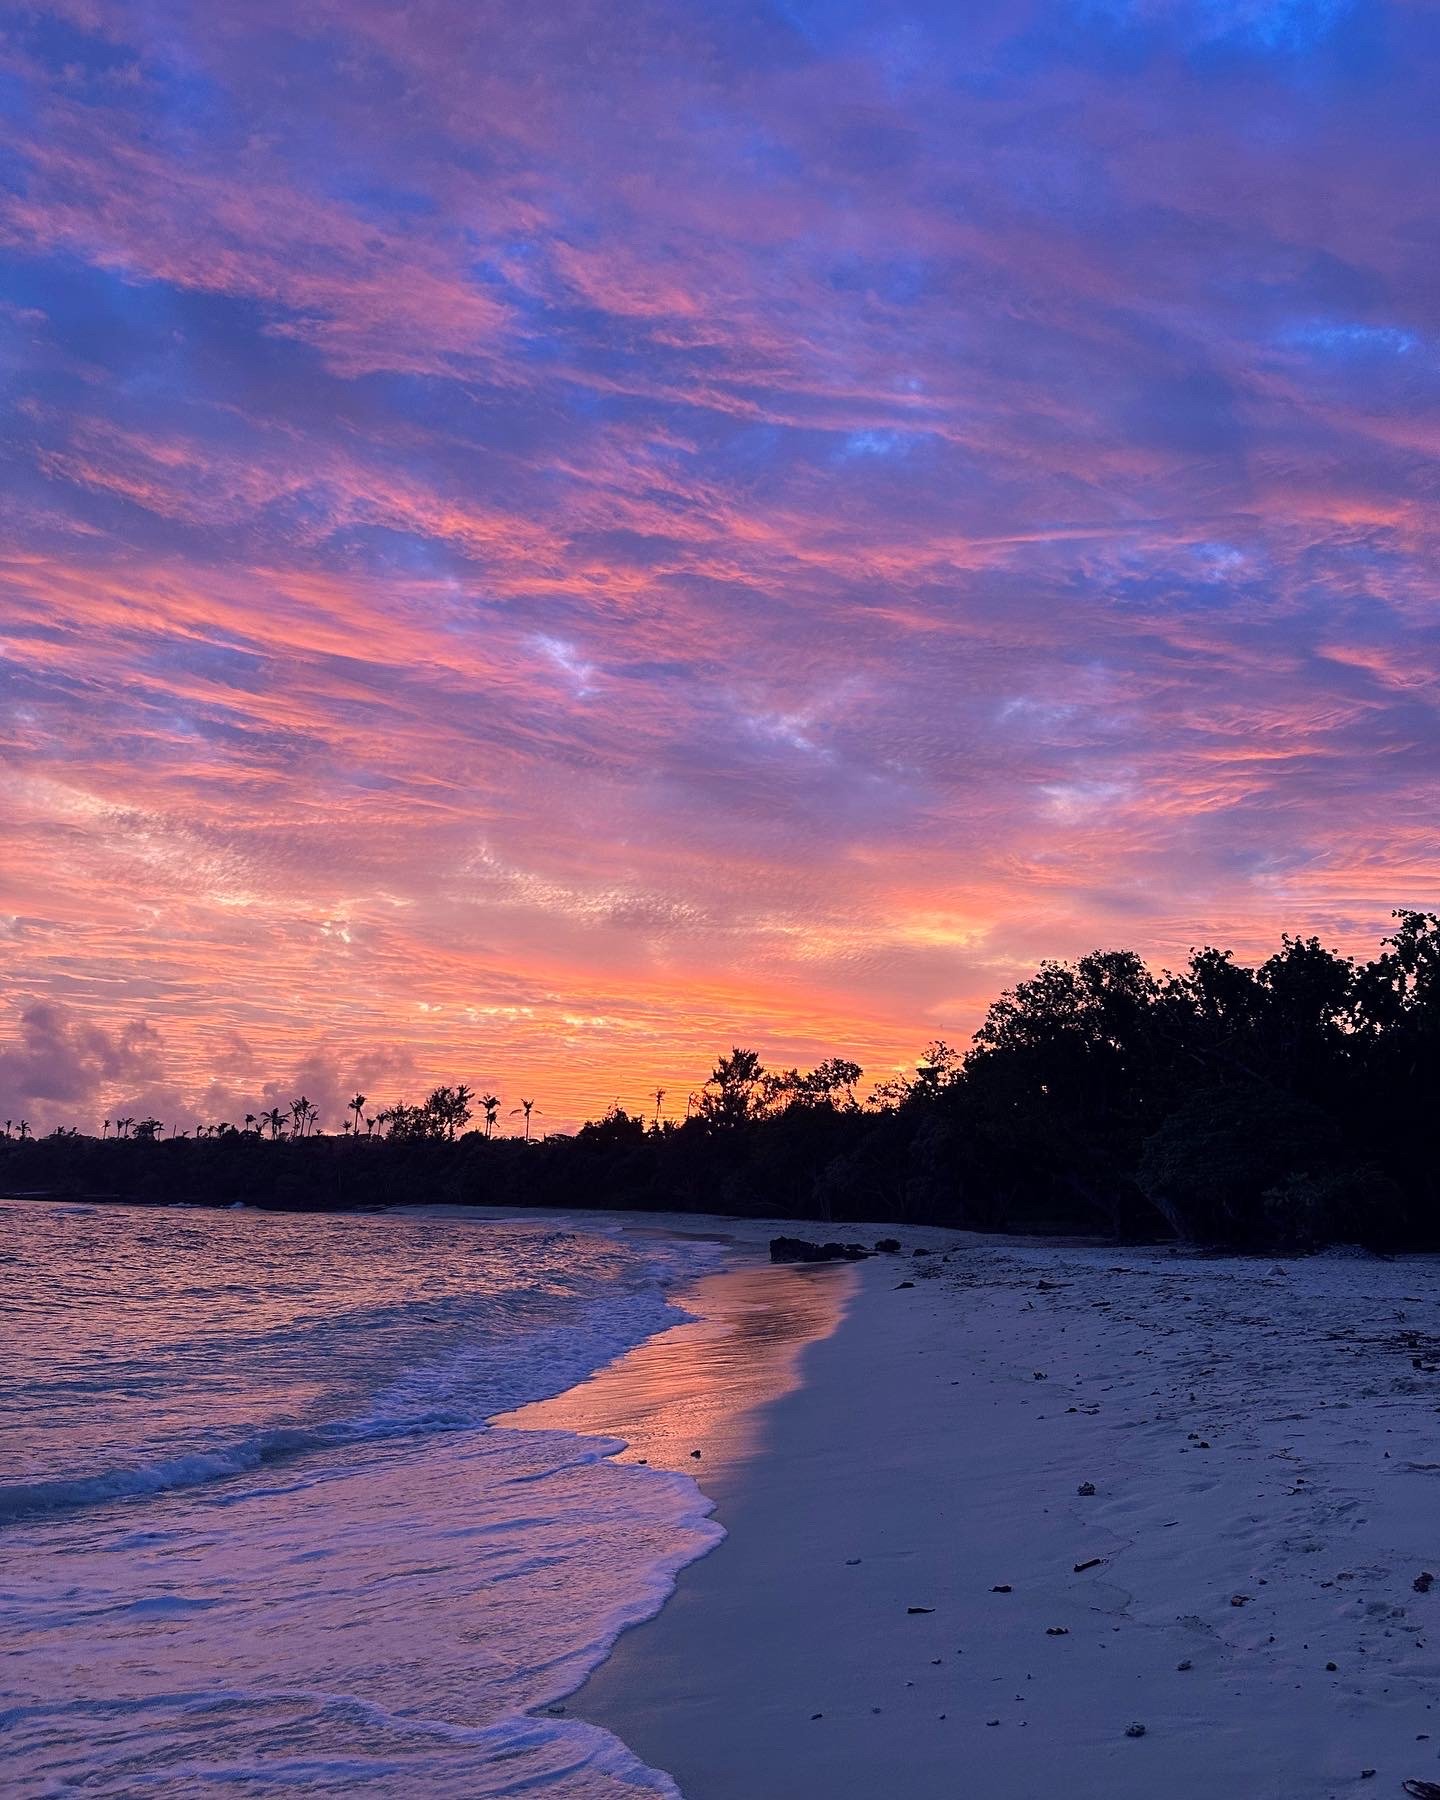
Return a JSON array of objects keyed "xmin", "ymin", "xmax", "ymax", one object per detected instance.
[{"xmin": 553, "ymin": 1231, "xmax": 1440, "ymax": 1800}]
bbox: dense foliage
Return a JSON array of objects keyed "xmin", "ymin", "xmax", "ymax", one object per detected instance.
[{"xmin": 3, "ymin": 913, "xmax": 1436, "ymax": 1250}]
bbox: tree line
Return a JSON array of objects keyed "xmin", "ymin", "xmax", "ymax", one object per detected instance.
[
  {"xmin": 2, "ymin": 911, "xmax": 1436, "ymax": 1250},
  {"xmin": 13, "ymin": 1086, "xmax": 543, "ymax": 1145}
]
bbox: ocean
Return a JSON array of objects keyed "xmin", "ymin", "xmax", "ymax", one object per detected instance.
[{"xmin": 0, "ymin": 1197, "xmax": 734, "ymax": 1796}]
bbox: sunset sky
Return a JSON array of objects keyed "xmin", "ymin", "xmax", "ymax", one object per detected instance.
[{"xmin": 2, "ymin": 0, "xmax": 1437, "ymax": 1133}]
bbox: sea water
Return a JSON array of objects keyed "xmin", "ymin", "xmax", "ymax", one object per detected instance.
[{"xmin": 0, "ymin": 1197, "xmax": 731, "ymax": 1796}]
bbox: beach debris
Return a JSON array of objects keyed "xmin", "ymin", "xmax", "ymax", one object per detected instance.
[
  {"xmin": 986, "ymin": 1719, "xmax": 1001, "ymax": 1727},
  {"xmin": 1125, "ymin": 1722, "xmax": 1147, "ymax": 1738},
  {"xmin": 1414, "ymin": 1571, "xmax": 1435, "ymax": 1593},
  {"xmin": 1230, "ymin": 1594, "xmax": 1252, "ymax": 1607},
  {"xmin": 1077, "ymin": 1482, "xmax": 1096, "ymax": 1496},
  {"xmin": 874, "ymin": 1238, "xmax": 901, "ymax": 1253},
  {"xmin": 896, "ymin": 1281, "xmax": 915, "ymax": 1289},
  {"xmin": 810, "ymin": 1713, "xmax": 823, "ymax": 1721},
  {"xmin": 690, "ymin": 1449, "xmax": 702, "ymax": 1459},
  {"xmin": 1360, "ymin": 1771, "xmax": 1375, "ymax": 1780},
  {"xmin": 1176, "ymin": 1660, "xmax": 1192, "ymax": 1671},
  {"xmin": 1402, "ymin": 1782, "xmax": 1440, "ymax": 1797},
  {"xmin": 913, "ymin": 1247, "xmax": 933, "ymax": 1257},
  {"xmin": 845, "ymin": 1557, "xmax": 861, "ymax": 1565},
  {"xmin": 769, "ymin": 1236, "xmax": 869, "ymax": 1263},
  {"xmin": 908, "ymin": 1606, "xmax": 935, "ymax": 1614},
  {"xmin": 1326, "ymin": 1661, "xmax": 1338, "ymax": 1671},
  {"xmin": 1045, "ymin": 1626, "xmax": 1069, "ymax": 1636},
  {"xmin": 1033, "ymin": 1370, "xmax": 1047, "ymax": 1380},
  {"xmin": 991, "ymin": 1584, "xmax": 1013, "ymax": 1593},
  {"xmin": 1074, "ymin": 1557, "xmax": 1105, "ymax": 1573}
]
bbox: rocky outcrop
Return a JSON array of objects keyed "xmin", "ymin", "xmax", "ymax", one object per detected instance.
[{"xmin": 769, "ymin": 1236, "xmax": 870, "ymax": 1263}]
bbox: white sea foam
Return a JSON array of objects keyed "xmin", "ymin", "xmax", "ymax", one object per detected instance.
[{"xmin": 0, "ymin": 1199, "xmax": 731, "ymax": 1796}]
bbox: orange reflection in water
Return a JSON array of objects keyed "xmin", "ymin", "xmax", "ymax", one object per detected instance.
[{"xmin": 497, "ymin": 1260, "xmax": 857, "ymax": 1484}]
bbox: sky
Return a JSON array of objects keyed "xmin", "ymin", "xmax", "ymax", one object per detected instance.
[{"xmin": 1, "ymin": 0, "xmax": 1437, "ymax": 1135}]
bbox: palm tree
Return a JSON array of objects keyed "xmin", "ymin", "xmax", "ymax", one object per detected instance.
[
  {"xmin": 244, "ymin": 1114, "xmax": 257, "ymax": 1134},
  {"xmin": 263, "ymin": 1106, "xmax": 285, "ymax": 1140},
  {"xmin": 481, "ymin": 1094, "xmax": 500, "ymax": 1139},
  {"xmin": 16, "ymin": 1118, "xmax": 31, "ymax": 1140},
  {"xmin": 653, "ymin": 1088, "xmax": 666, "ymax": 1126},
  {"xmin": 364, "ymin": 1115, "xmax": 376, "ymax": 1137},
  {"xmin": 511, "ymin": 1098, "xmax": 539, "ymax": 1141},
  {"xmin": 102, "ymin": 1118, "xmax": 111, "ymax": 1140},
  {"xmin": 290, "ymin": 1096, "xmax": 316, "ymax": 1139},
  {"xmin": 349, "ymin": 1093, "xmax": 366, "ymax": 1138}
]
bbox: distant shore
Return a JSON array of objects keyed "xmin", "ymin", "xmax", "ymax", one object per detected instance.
[{"xmin": 567, "ymin": 1232, "xmax": 1440, "ymax": 1798}]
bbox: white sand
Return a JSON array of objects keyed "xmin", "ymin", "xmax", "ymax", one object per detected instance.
[{"xmin": 573, "ymin": 1234, "xmax": 1440, "ymax": 1799}]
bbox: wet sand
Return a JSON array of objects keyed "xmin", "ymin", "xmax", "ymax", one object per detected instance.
[{"xmin": 500, "ymin": 1256, "xmax": 858, "ymax": 1494}]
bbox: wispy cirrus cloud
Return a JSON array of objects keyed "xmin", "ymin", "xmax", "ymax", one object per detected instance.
[{"xmin": 0, "ymin": 0, "xmax": 1436, "ymax": 1130}]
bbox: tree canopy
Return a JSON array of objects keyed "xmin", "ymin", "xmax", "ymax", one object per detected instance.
[{"xmin": 3, "ymin": 914, "xmax": 1436, "ymax": 1251}]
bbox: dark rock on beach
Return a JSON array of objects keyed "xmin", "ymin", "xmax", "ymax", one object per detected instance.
[{"xmin": 769, "ymin": 1236, "xmax": 870, "ymax": 1263}]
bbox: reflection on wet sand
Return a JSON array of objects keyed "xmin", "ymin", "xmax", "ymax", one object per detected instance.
[{"xmin": 497, "ymin": 1261, "xmax": 857, "ymax": 1487}]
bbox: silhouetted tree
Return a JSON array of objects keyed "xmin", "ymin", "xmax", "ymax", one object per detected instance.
[
  {"xmin": 7, "ymin": 911, "xmax": 1436, "ymax": 1252},
  {"xmin": 700, "ymin": 1048, "xmax": 764, "ymax": 1126}
]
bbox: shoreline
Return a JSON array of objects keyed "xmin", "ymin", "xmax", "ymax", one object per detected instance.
[{"xmin": 570, "ymin": 1235, "xmax": 1440, "ymax": 1799}]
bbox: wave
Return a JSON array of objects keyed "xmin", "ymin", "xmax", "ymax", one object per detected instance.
[
  {"xmin": 1, "ymin": 1246, "xmax": 723, "ymax": 1527},
  {"xmin": 0, "ymin": 1409, "xmax": 472, "ymax": 1524}
]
